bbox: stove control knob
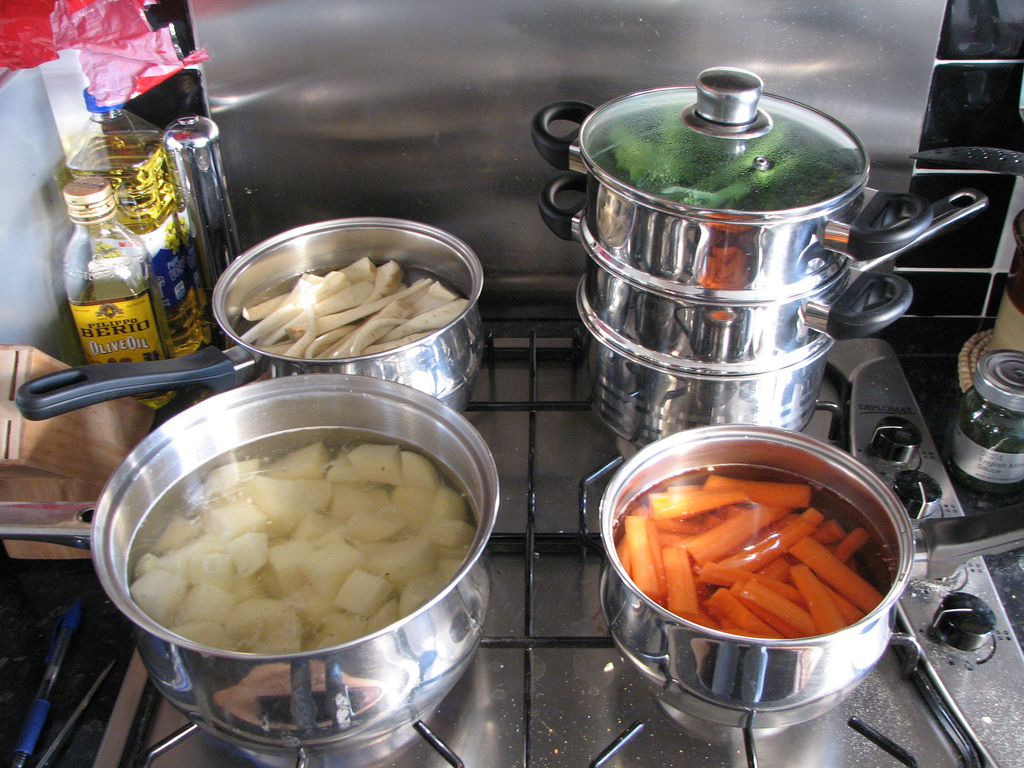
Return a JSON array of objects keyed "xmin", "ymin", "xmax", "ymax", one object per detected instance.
[
  {"xmin": 930, "ymin": 592, "xmax": 997, "ymax": 652},
  {"xmin": 868, "ymin": 416, "xmax": 922, "ymax": 463},
  {"xmin": 892, "ymin": 469, "xmax": 943, "ymax": 519}
]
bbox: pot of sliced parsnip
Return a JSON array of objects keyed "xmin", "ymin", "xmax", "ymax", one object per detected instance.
[
  {"xmin": 599, "ymin": 424, "xmax": 1024, "ymax": 729},
  {"xmin": 16, "ymin": 218, "xmax": 483, "ymax": 420}
]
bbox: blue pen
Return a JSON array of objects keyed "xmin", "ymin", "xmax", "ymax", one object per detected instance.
[{"xmin": 10, "ymin": 598, "xmax": 82, "ymax": 768}]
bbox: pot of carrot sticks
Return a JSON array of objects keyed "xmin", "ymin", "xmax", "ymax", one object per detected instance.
[{"xmin": 600, "ymin": 424, "xmax": 926, "ymax": 728}]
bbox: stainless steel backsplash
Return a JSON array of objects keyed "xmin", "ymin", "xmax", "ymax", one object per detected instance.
[{"xmin": 186, "ymin": 1, "xmax": 947, "ymax": 308}]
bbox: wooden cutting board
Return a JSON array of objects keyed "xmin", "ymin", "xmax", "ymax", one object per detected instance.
[{"xmin": 0, "ymin": 346, "xmax": 154, "ymax": 558}]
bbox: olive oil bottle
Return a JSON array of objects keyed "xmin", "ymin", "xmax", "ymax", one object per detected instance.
[
  {"xmin": 66, "ymin": 91, "xmax": 209, "ymax": 356},
  {"xmin": 62, "ymin": 178, "xmax": 173, "ymax": 409}
]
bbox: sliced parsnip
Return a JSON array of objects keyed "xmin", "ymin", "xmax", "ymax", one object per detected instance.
[
  {"xmin": 311, "ymin": 278, "xmax": 376, "ymax": 319},
  {"xmin": 364, "ymin": 260, "xmax": 404, "ymax": 304},
  {"xmin": 240, "ymin": 304, "xmax": 304, "ymax": 346},
  {"xmin": 361, "ymin": 332, "xmax": 430, "ymax": 355},
  {"xmin": 380, "ymin": 298, "xmax": 468, "ymax": 342},
  {"xmin": 407, "ymin": 281, "xmax": 460, "ymax": 316},
  {"xmin": 314, "ymin": 278, "xmax": 432, "ymax": 337},
  {"xmin": 242, "ymin": 293, "xmax": 288, "ymax": 322},
  {"xmin": 341, "ymin": 256, "xmax": 377, "ymax": 284},
  {"xmin": 305, "ymin": 324, "xmax": 356, "ymax": 359},
  {"xmin": 284, "ymin": 305, "xmax": 319, "ymax": 357}
]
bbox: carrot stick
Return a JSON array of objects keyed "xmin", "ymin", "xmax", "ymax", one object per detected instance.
[
  {"xmin": 616, "ymin": 535, "xmax": 632, "ymax": 575},
  {"xmin": 702, "ymin": 475, "xmax": 813, "ymax": 508},
  {"xmin": 790, "ymin": 564, "xmax": 847, "ymax": 635},
  {"xmin": 697, "ymin": 561, "xmax": 806, "ymax": 606},
  {"xmin": 789, "ymin": 536, "xmax": 885, "ymax": 614},
  {"xmin": 623, "ymin": 515, "xmax": 660, "ymax": 602},
  {"xmin": 757, "ymin": 557, "xmax": 791, "ymax": 582},
  {"xmin": 704, "ymin": 588, "xmax": 783, "ymax": 638},
  {"xmin": 733, "ymin": 593, "xmax": 806, "ymax": 639},
  {"xmin": 811, "ymin": 518, "xmax": 846, "ymax": 545},
  {"xmin": 653, "ymin": 516, "xmax": 713, "ymax": 536},
  {"xmin": 717, "ymin": 507, "xmax": 825, "ymax": 572},
  {"xmin": 646, "ymin": 517, "xmax": 668, "ymax": 602},
  {"xmin": 685, "ymin": 504, "xmax": 792, "ymax": 565},
  {"xmin": 821, "ymin": 582, "xmax": 865, "ymax": 626},
  {"xmin": 663, "ymin": 546, "xmax": 699, "ymax": 617},
  {"xmin": 833, "ymin": 527, "xmax": 871, "ymax": 563},
  {"xmin": 735, "ymin": 580, "xmax": 817, "ymax": 637},
  {"xmin": 648, "ymin": 488, "xmax": 750, "ymax": 520}
]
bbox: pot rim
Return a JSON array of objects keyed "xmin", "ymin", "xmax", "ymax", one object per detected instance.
[
  {"xmin": 211, "ymin": 217, "xmax": 484, "ymax": 364},
  {"xmin": 573, "ymin": 85, "xmax": 871, "ymax": 218},
  {"xmin": 91, "ymin": 374, "xmax": 499, "ymax": 661},
  {"xmin": 598, "ymin": 424, "xmax": 915, "ymax": 645},
  {"xmin": 577, "ymin": 280, "xmax": 834, "ymax": 376},
  {"xmin": 579, "ymin": 221, "xmax": 847, "ymax": 304}
]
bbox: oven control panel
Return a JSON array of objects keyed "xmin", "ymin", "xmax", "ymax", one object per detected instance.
[{"xmin": 830, "ymin": 337, "xmax": 1024, "ymax": 768}]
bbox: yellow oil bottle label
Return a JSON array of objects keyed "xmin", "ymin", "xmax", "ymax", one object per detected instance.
[{"xmin": 69, "ymin": 294, "xmax": 166, "ymax": 364}]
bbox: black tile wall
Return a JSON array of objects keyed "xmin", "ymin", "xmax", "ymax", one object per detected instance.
[{"xmin": 901, "ymin": 0, "xmax": 1024, "ymax": 320}]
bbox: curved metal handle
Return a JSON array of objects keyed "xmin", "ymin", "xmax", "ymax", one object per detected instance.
[
  {"xmin": 530, "ymin": 101, "xmax": 594, "ymax": 170},
  {"xmin": 806, "ymin": 272, "xmax": 913, "ymax": 340},
  {"xmin": 538, "ymin": 172, "xmax": 587, "ymax": 241},
  {"xmin": 15, "ymin": 346, "xmax": 262, "ymax": 421},
  {"xmin": 917, "ymin": 505, "xmax": 1024, "ymax": 579},
  {"xmin": 0, "ymin": 503, "xmax": 95, "ymax": 549}
]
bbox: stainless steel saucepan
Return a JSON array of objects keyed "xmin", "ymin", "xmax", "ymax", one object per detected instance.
[
  {"xmin": 0, "ymin": 375, "xmax": 500, "ymax": 760},
  {"xmin": 16, "ymin": 218, "xmax": 484, "ymax": 419},
  {"xmin": 599, "ymin": 425, "xmax": 1024, "ymax": 727}
]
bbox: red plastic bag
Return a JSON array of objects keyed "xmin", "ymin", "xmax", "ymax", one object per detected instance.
[{"xmin": 0, "ymin": 0, "xmax": 208, "ymax": 104}]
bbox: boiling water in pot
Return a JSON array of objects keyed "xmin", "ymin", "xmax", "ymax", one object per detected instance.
[{"xmin": 126, "ymin": 428, "xmax": 477, "ymax": 655}]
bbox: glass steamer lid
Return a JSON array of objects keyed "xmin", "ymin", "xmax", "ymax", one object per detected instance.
[{"xmin": 579, "ymin": 68, "xmax": 869, "ymax": 213}]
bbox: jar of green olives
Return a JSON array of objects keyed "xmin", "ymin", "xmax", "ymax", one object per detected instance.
[{"xmin": 949, "ymin": 349, "xmax": 1024, "ymax": 493}]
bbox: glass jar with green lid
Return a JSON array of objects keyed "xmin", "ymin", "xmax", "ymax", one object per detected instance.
[{"xmin": 949, "ymin": 349, "xmax": 1024, "ymax": 493}]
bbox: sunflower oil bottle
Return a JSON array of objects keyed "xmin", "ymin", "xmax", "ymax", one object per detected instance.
[{"xmin": 66, "ymin": 90, "xmax": 209, "ymax": 356}]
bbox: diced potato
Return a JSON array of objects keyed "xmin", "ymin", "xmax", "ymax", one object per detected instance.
[
  {"xmin": 133, "ymin": 552, "xmax": 163, "ymax": 579},
  {"xmin": 317, "ymin": 611, "xmax": 369, "ymax": 647},
  {"xmin": 363, "ymin": 538, "xmax": 437, "ymax": 586},
  {"xmin": 346, "ymin": 443, "xmax": 403, "ymax": 485},
  {"xmin": 286, "ymin": 586, "xmax": 335, "ymax": 627},
  {"xmin": 329, "ymin": 483, "xmax": 390, "ymax": 521},
  {"xmin": 170, "ymin": 620, "xmax": 232, "ymax": 649},
  {"xmin": 204, "ymin": 458, "xmax": 260, "ymax": 499},
  {"xmin": 203, "ymin": 499, "xmax": 268, "ymax": 540},
  {"xmin": 399, "ymin": 574, "xmax": 448, "ymax": 618},
  {"xmin": 334, "ymin": 569, "xmax": 394, "ymax": 617},
  {"xmin": 436, "ymin": 557, "xmax": 464, "ymax": 584},
  {"xmin": 187, "ymin": 551, "xmax": 235, "ymax": 590},
  {"xmin": 325, "ymin": 452, "xmax": 362, "ymax": 483},
  {"xmin": 343, "ymin": 507, "xmax": 406, "ymax": 543},
  {"xmin": 366, "ymin": 599, "xmax": 400, "ymax": 634},
  {"xmin": 400, "ymin": 450, "xmax": 440, "ymax": 490},
  {"xmin": 430, "ymin": 485, "xmax": 469, "ymax": 521},
  {"xmin": 300, "ymin": 539, "xmax": 365, "ymax": 599},
  {"xmin": 131, "ymin": 568, "xmax": 188, "ymax": 627},
  {"xmin": 265, "ymin": 442, "xmax": 330, "ymax": 480},
  {"xmin": 153, "ymin": 515, "xmax": 203, "ymax": 554},
  {"xmin": 245, "ymin": 476, "xmax": 332, "ymax": 535},
  {"xmin": 390, "ymin": 485, "xmax": 433, "ymax": 530},
  {"xmin": 423, "ymin": 516, "xmax": 476, "ymax": 549},
  {"xmin": 226, "ymin": 531, "xmax": 269, "ymax": 578},
  {"xmin": 268, "ymin": 539, "xmax": 317, "ymax": 592},
  {"xmin": 177, "ymin": 582, "xmax": 240, "ymax": 624},
  {"xmin": 293, "ymin": 512, "xmax": 337, "ymax": 541},
  {"xmin": 231, "ymin": 573, "xmax": 260, "ymax": 601},
  {"xmin": 226, "ymin": 597, "xmax": 298, "ymax": 645}
]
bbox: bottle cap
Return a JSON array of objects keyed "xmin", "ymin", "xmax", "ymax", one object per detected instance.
[
  {"xmin": 63, "ymin": 178, "xmax": 117, "ymax": 222},
  {"xmin": 83, "ymin": 89, "xmax": 126, "ymax": 114},
  {"xmin": 973, "ymin": 349, "xmax": 1024, "ymax": 413}
]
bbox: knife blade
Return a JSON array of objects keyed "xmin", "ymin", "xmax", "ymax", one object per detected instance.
[{"xmin": 911, "ymin": 146, "xmax": 1024, "ymax": 175}]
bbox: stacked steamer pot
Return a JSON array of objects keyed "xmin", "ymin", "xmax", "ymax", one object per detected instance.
[{"xmin": 533, "ymin": 67, "xmax": 987, "ymax": 448}]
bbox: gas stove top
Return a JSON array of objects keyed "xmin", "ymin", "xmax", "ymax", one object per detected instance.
[{"xmin": 92, "ymin": 327, "xmax": 1024, "ymax": 768}]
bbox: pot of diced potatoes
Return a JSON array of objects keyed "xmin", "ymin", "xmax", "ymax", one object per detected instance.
[{"xmin": 82, "ymin": 373, "xmax": 499, "ymax": 758}]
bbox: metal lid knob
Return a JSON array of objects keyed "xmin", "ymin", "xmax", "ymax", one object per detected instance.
[{"xmin": 695, "ymin": 67, "xmax": 763, "ymax": 125}]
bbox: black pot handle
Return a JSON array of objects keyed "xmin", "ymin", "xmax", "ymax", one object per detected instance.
[
  {"xmin": 15, "ymin": 345, "xmax": 259, "ymax": 421},
  {"xmin": 825, "ymin": 272, "xmax": 913, "ymax": 340},
  {"xmin": 539, "ymin": 172, "xmax": 588, "ymax": 241},
  {"xmin": 530, "ymin": 100, "xmax": 594, "ymax": 170},
  {"xmin": 918, "ymin": 506, "xmax": 1024, "ymax": 579},
  {"xmin": 847, "ymin": 192, "xmax": 934, "ymax": 261}
]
